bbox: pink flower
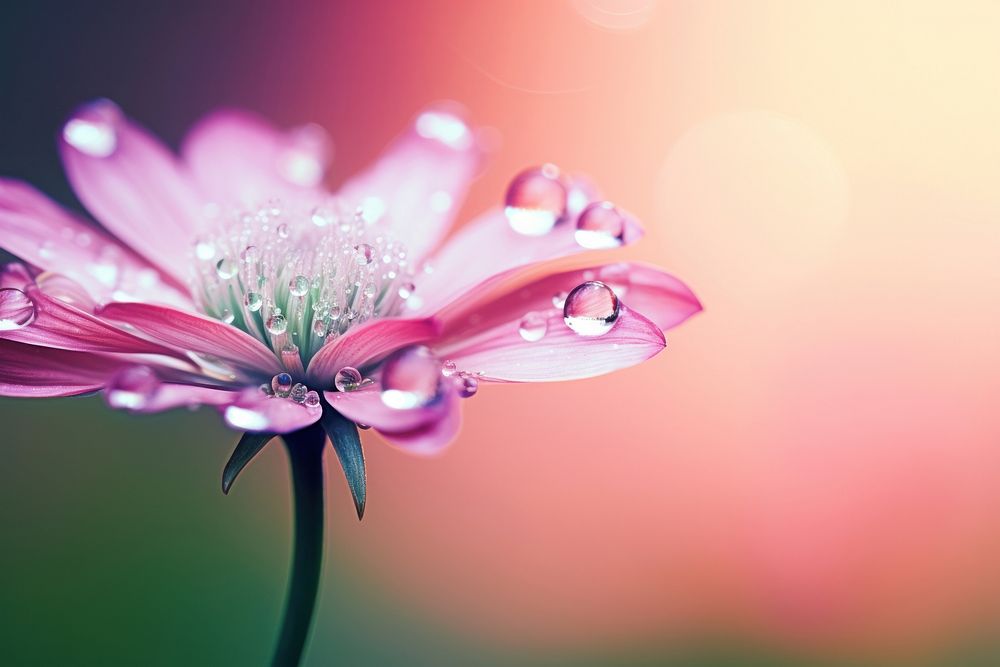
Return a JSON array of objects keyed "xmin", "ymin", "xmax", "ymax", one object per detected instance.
[{"xmin": 0, "ymin": 99, "xmax": 700, "ymax": 513}]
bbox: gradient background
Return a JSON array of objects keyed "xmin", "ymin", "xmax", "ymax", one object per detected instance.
[{"xmin": 2, "ymin": 1, "xmax": 1000, "ymax": 665}]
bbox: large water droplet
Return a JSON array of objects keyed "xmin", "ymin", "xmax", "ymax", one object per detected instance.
[
  {"xmin": 518, "ymin": 312, "xmax": 548, "ymax": 342},
  {"xmin": 216, "ymin": 258, "xmax": 237, "ymax": 279},
  {"xmin": 220, "ymin": 308, "xmax": 235, "ymax": 324},
  {"xmin": 456, "ymin": 375, "xmax": 478, "ymax": 398},
  {"xmin": 312, "ymin": 319, "xmax": 328, "ymax": 337},
  {"xmin": 271, "ymin": 372, "xmax": 293, "ymax": 397},
  {"xmin": 575, "ymin": 201, "xmax": 625, "ymax": 249},
  {"xmin": 304, "ymin": 390, "xmax": 321, "ymax": 408},
  {"xmin": 441, "ymin": 360, "xmax": 458, "ymax": 377},
  {"xmin": 265, "ymin": 313, "xmax": 288, "ymax": 335},
  {"xmin": 289, "ymin": 383, "xmax": 308, "ymax": 404},
  {"xmin": 504, "ymin": 164, "xmax": 567, "ymax": 236},
  {"xmin": 289, "ymin": 275, "xmax": 309, "ymax": 297},
  {"xmin": 380, "ymin": 345, "xmax": 442, "ymax": 409},
  {"xmin": 334, "ymin": 366, "xmax": 363, "ymax": 392},
  {"xmin": 563, "ymin": 281, "xmax": 620, "ymax": 336},
  {"xmin": 354, "ymin": 243, "xmax": 375, "ymax": 265},
  {"xmin": 63, "ymin": 100, "xmax": 119, "ymax": 157},
  {"xmin": 105, "ymin": 366, "xmax": 160, "ymax": 410},
  {"xmin": 244, "ymin": 291, "xmax": 263, "ymax": 312},
  {"xmin": 0, "ymin": 288, "xmax": 36, "ymax": 331}
]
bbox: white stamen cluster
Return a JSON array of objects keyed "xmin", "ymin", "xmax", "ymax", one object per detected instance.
[{"xmin": 191, "ymin": 200, "xmax": 415, "ymax": 366}]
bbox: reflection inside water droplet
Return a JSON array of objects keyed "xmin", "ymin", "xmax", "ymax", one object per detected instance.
[{"xmin": 563, "ymin": 281, "xmax": 620, "ymax": 336}]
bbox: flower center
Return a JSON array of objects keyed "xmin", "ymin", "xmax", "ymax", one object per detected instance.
[{"xmin": 191, "ymin": 200, "xmax": 415, "ymax": 366}]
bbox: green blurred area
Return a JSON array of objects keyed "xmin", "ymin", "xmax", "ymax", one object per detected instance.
[{"xmin": 0, "ymin": 398, "xmax": 995, "ymax": 667}]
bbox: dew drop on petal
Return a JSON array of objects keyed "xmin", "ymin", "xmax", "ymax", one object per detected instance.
[
  {"xmin": 0, "ymin": 288, "xmax": 36, "ymax": 331},
  {"xmin": 304, "ymin": 390, "xmax": 321, "ymax": 408},
  {"xmin": 575, "ymin": 201, "xmax": 625, "ymax": 249},
  {"xmin": 312, "ymin": 318, "xmax": 328, "ymax": 337},
  {"xmin": 504, "ymin": 164, "xmax": 567, "ymax": 236},
  {"xmin": 441, "ymin": 360, "xmax": 457, "ymax": 377},
  {"xmin": 354, "ymin": 243, "xmax": 375, "ymax": 265},
  {"xmin": 105, "ymin": 365, "xmax": 160, "ymax": 410},
  {"xmin": 265, "ymin": 313, "xmax": 288, "ymax": 335},
  {"xmin": 456, "ymin": 375, "xmax": 478, "ymax": 398},
  {"xmin": 563, "ymin": 281, "xmax": 620, "ymax": 336},
  {"xmin": 289, "ymin": 275, "xmax": 309, "ymax": 297},
  {"xmin": 276, "ymin": 223, "xmax": 290, "ymax": 239},
  {"xmin": 289, "ymin": 382, "xmax": 308, "ymax": 404},
  {"xmin": 240, "ymin": 245, "xmax": 259, "ymax": 263},
  {"xmin": 63, "ymin": 100, "xmax": 119, "ymax": 157},
  {"xmin": 334, "ymin": 366, "xmax": 363, "ymax": 392},
  {"xmin": 518, "ymin": 312, "xmax": 548, "ymax": 342},
  {"xmin": 397, "ymin": 281, "xmax": 415, "ymax": 300},
  {"xmin": 220, "ymin": 308, "xmax": 235, "ymax": 324},
  {"xmin": 244, "ymin": 291, "xmax": 263, "ymax": 312},
  {"xmin": 216, "ymin": 258, "xmax": 237, "ymax": 279},
  {"xmin": 271, "ymin": 372, "xmax": 293, "ymax": 397},
  {"xmin": 380, "ymin": 346, "xmax": 442, "ymax": 409}
]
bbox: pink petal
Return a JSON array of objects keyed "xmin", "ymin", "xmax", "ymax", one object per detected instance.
[
  {"xmin": 112, "ymin": 382, "xmax": 239, "ymax": 413},
  {"xmin": 59, "ymin": 100, "xmax": 207, "ymax": 282},
  {"xmin": 434, "ymin": 305, "xmax": 665, "ymax": 382},
  {"xmin": 221, "ymin": 388, "xmax": 322, "ymax": 434},
  {"xmin": 336, "ymin": 105, "xmax": 482, "ymax": 263},
  {"xmin": 0, "ymin": 338, "xmax": 124, "ymax": 397},
  {"xmin": 181, "ymin": 109, "xmax": 331, "ymax": 205},
  {"xmin": 437, "ymin": 262, "xmax": 702, "ymax": 339},
  {"xmin": 414, "ymin": 205, "xmax": 644, "ymax": 313},
  {"xmin": 306, "ymin": 317, "xmax": 439, "ymax": 386},
  {"xmin": 324, "ymin": 383, "xmax": 461, "ymax": 454},
  {"xmin": 0, "ymin": 264, "xmax": 184, "ymax": 358},
  {"xmin": 0, "ymin": 178, "xmax": 192, "ymax": 307},
  {"xmin": 98, "ymin": 302, "xmax": 280, "ymax": 377}
]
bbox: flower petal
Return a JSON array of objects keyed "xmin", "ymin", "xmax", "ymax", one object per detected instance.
[
  {"xmin": 181, "ymin": 109, "xmax": 331, "ymax": 206},
  {"xmin": 434, "ymin": 305, "xmax": 665, "ymax": 382},
  {"xmin": 221, "ymin": 388, "xmax": 322, "ymax": 434},
  {"xmin": 59, "ymin": 100, "xmax": 207, "ymax": 281},
  {"xmin": 0, "ymin": 264, "xmax": 185, "ymax": 357},
  {"xmin": 414, "ymin": 205, "xmax": 643, "ymax": 313},
  {"xmin": 116, "ymin": 382, "xmax": 240, "ymax": 413},
  {"xmin": 437, "ymin": 262, "xmax": 701, "ymax": 338},
  {"xmin": 337, "ymin": 105, "xmax": 481, "ymax": 263},
  {"xmin": 0, "ymin": 178, "xmax": 192, "ymax": 307},
  {"xmin": 306, "ymin": 317, "xmax": 439, "ymax": 386},
  {"xmin": 98, "ymin": 302, "xmax": 279, "ymax": 377},
  {"xmin": 0, "ymin": 338, "xmax": 123, "ymax": 397}
]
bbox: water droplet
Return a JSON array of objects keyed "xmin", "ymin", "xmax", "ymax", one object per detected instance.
[
  {"xmin": 311, "ymin": 206, "xmax": 333, "ymax": 227},
  {"xmin": 63, "ymin": 100, "xmax": 119, "ymax": 157},
  {"xmin": 552, "ymin": 291, "xmax": 568, "ymax": 308},
  {"xmin": 289, "ymin": 383, "xmax": 308, "ymax": 404},
  {"xmin": 456, "ymin": 375, "xmax": 478, "ymax": 398},
  {"xmin": 518, "ymin": 312, "xmax": 548, "ymax": 342},
  {"xmin": 358, "ymin": 423, "xmax": 372, "ymax": 430},
  {"xmin": 380, "ymin": 345, "xmax": 442, "ymax": 409},
  {"xmin": 504, "ymin": 164, "xmax": 567, "ymax": 236},
  {"xmin": 397, "ymin": 282, "xmax": 415, "ymax": 300},
  {"xmin": 289, "ymin": 275, "xmax": 309, "ymax": 297},
  {"xmin": 105, "ymin": 366, "xmax": 160, "ymax": 410},
  {"xmin": 334, "ymin": 366, "xmax": 363, "ymax": 392},
  {"xmin": 240, "ymin": 245, "xmax": 259, "ymax": 263},
  {"xmin": 220, "ymin": 308, "xmax": 235, "ymax": 324},
  {"xmin": 244, "ymin": 291, "xmax": 263, "ymax": 312},
  {"xmin": 195, "ymin": 240, "xmax": 216, "ymax": 261},
  {"xmin": 415, "ymin": 109, "xmax": 472, "ymax": 150},
  {"xmin": 0, "ymin": 288, "xmax": 36, "ymax": 331},
  {"xmin": 271, "ymin": 372, "xmax": 293, "ymax": 397},
  {"xmin": 259, "ymin": 383, "xmax": 273, "ymax": 396},
  {"xmin": 312, "ymin": 319, "xmax": 328, "ymax": 337},
  {"xmin": 265, "ymin": 313, "xmax": 288, "ymax": 335},
  {"xmin": 304, "ymin": 390, "xmax": 321, "ymax": 408},
  {"xmin": 215, "ymin": 258, "xmax": 237, "ymax": 279},
  {"xmin": 277, "ymin": 223, "xmax": 290, "ymax": 239},
  {"xmin": 563, "ymin": 281, "xmax": 620, "ymax": 336},
  {"xmin": 224, "ymin": 405, "xmax": 269, "ymax": 431},
  {"xmin": 362, "ymin": 282, "xmax": 377, "ymax": 299},
  {"xmin": 441, "ymin": 360, "xmax": 457, "ymax": 377},
  {"xmin": 575, "ymin": 201, "xmax": 625, "ymax": 249},
  {"xmin": 354, "ymin": 243, "xmax": 374, "ymax": 265}
]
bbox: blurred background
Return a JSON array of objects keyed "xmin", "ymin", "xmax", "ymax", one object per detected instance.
[{"xmin": 2, "ymin": 1, "xmax": 1000, "ymax": 664}]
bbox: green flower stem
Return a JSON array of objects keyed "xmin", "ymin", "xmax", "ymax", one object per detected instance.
[{"xmin": 272, "ymin": 425, "xmax": 326, "ymax": 667}]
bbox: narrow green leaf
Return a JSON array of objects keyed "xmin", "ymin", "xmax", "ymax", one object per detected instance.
[
  {"xmin": 320, "ymin": 406, "xmax": 366, "ymax": 520},
  {"xmin": 222, "ymin": 431, "xmax": 275, "ymax": 494}
]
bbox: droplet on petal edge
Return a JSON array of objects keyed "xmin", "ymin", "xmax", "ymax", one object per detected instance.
[
  {"xmin": 574, "ymin": 201, "xmax": 625, "ymax": 249},
  {"xmin": 289, "ymin": 383, "xmax": 308, "ymax": 403},
  {"xmin": 0, "ymin": 288, "xmax": 36, "ymax": 331},
  {"xmin": 271, "ymin": 372, "xmax": 293, "ymax": 397},
  {"xmin": 105, "ymin": 366, "xmax": 160, "ymax": 410},
  {"xmin": 504, "ymin": 164, "xmax": 567, "ymax": 236},
  {"xmin": 334, "ymin": 366, "xmax": 363, "ymax": 392},
  {"xmin": 380, "ymin": 345, "xmax": 442, "ymax": 409},
  {"xmin": 563, "ymin": 281, "xmax": 620, "ymax": 337},
  {"xmin": 63, "ymin": 100, "xmax": 120, "ymax": 157},
  {"xmin": 456, "ymin": 375, "xmax": 478, "ymax": 398}
]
